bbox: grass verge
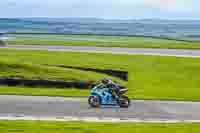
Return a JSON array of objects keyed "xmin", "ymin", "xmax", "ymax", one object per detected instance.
[
  {"xmin": 0, "ymin": 60, "xmax": 125, "ymax": 85},
  {"xmin": 1, "ymin": 49, "xmax": 200, "ymax": 101},
  {"xmin": 0, "ymin": 120, "xmax": 200, "ymax": 133},
  {"xmin": 5, "ymin": 34, "xmax": 200, "ymax": 49},
  {"xmin": 0, "ymin": 86, "xmax": 89, "ymax": 97}
]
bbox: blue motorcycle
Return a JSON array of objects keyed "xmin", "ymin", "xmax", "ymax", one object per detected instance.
[{"xmin": 88, "ymin": 84, "xmax": 130, "ymax": 108}]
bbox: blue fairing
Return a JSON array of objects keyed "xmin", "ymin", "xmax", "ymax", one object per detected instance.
[{"xmin": 90, "ymin": 86, "xmax": 117, "ymax": 105}]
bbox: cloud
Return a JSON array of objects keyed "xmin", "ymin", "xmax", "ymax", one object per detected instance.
[
  {"xmin": 0, "ymin": 0, "xmax": 199, "ymax": 19},
  {"xmin": 141, "ymin": 0, "xmax": 193, "ymax": 12}
]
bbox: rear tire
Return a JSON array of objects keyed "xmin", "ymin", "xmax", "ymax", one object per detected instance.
[
  {"xmin": 118, "ymin": 96, "xmax": 130, "ymax": 108},
  {"xmin": 88, "ymin": 96, "xmax": 101, "ymax": 108}
]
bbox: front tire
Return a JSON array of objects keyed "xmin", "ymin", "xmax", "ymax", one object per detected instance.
[
  {"xmin": 118, "ymin": 96, "xmax": 130, "ymax": 108},
  {"xmin": 88, "ymin": 96, "xmax": 101, "ymax": 108}
]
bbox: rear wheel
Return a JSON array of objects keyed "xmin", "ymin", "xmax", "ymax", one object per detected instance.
[
  {"xmin": 88, "ymin": 96, "xmax": 101, "ymax": 108},
  {"xmin": 118, "ymin": 96, "xmax": 130, "ymax": 108}
]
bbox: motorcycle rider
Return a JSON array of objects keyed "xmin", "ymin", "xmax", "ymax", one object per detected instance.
[
  {"xmin": 89, "ymin": 78, "xmax": 130, "ymax": 108},
  {"xmin": 96, "ymin": 78, "xmax": 120, "ymax": 97}
]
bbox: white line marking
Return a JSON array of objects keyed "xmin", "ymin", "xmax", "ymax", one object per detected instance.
[{"xmin": 0, "ymin": 115, "xmax": 200, "ymax": 123}]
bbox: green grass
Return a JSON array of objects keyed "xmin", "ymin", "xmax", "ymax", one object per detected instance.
[
  {"xmin": 1, "ymin": 49, "xmax": 200, "ymax": 101},
  {"xmin": 0, "ymin": 60, "xmax": 125, "ymax": 84},
  {"xmin": 5, "ymin": 34, "xmax": 200, "ymax": 49},
  {"xmin": 0, "ymin": 120, "xmax": 200, "ymax": 133},
  {"xmin": 0, "ymin": 86, "xmax": 89, "ymax": 97}
]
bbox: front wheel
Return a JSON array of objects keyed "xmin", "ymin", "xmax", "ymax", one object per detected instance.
[
  {"xmin": 118, "ymin": 96, "xmax": 130, "ymax": 108},
  {"xmin": 88, "ymin": 96, "xmax": 101, "ymax": 108}
]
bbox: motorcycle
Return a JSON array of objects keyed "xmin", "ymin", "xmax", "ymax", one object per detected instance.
[{"xmin": 88, "ymin": 84, "xmax": 130, "ymax": 108}]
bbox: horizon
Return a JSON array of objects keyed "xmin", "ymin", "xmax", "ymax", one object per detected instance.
[{"xmin": 0, "ymin": 17, "xmax": 200, "ymax": 21}]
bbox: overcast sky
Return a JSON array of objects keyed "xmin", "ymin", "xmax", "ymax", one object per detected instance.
[{"xmin": 0, "ymin": 0, "xmax": 199, "ymax": 19}]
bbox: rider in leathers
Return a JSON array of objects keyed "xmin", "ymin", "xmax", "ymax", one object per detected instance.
[{"xmin": 96, "ymin": 78, "xmax": 120, "ymax": 97}]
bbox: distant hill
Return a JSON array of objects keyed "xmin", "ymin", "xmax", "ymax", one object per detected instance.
[{"xmin": 0, "ymin": 18, "xmax": 200, "ymax": 41}]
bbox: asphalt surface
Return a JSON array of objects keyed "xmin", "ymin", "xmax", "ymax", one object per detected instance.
[
  {"xmin": 1, "ymin": 95, "xmax": 200, "ymax": 121},
  {"xmin": 1, "ymin": 45, "xmax": 200, "ymax": 57}
]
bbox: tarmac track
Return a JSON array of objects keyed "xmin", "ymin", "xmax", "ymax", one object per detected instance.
[
  {"xmin": 0, "ymin": 95, "xmax": 200, "ymax": 122},
  {"xmin": 1, "ymin": 45, "xmax": 200, "ymax": 58}
]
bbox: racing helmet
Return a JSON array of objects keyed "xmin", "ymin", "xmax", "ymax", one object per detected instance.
[{"xmin": 101, "ymin": 78, "xmax": 110, "ymax": 84}]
